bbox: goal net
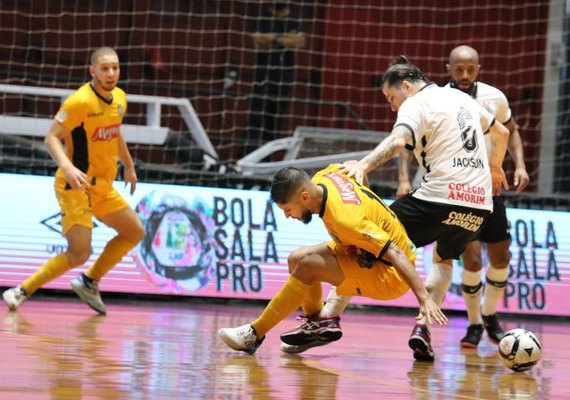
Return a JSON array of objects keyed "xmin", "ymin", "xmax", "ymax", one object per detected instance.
[{"xmin": 0, "ymin": 0, "xmax": 567, "ymax": 202}]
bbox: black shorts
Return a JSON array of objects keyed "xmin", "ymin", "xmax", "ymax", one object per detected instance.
[
  {"xmin": 473, "ymin": 196, "xmax": 511, "ymax": 243},
  {"xmin": 390, "ymin": 195, "xmax": 490, "ymax": 260}
]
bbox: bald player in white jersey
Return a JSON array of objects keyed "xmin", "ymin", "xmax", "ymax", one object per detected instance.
[
  {"xmin": 276, "ymin": 56, "xmax": 510, "ymax": 362},
  {"xmin": 443, "ymin": 45, "xmax": 529, "ymax": 348}
]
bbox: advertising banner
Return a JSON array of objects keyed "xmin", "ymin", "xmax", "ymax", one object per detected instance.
[{"xmin": 0, "ymin": 173, "xmax": 567, "ymax": 316}]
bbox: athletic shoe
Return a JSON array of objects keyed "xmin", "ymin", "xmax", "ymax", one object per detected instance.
[
  {"xmin": 217, "ymin": 324, "xmax": 265, "ymax": 355},
  {"xmin": 279, "ymin": 338, "xmax": 335, "ymax": 354},
  {"xmin": 2, "ymin": 286, "xmax": 28, "ymax": 311},
  {"xmin": 482, "ymin": 314, "xmax": 505, "ymax": 343},
  {"xmin": 70, "ymin": 274, "xmax": 107, "ymax": 315},
  {"xmin": 280, "ymin": 315, "xmax": 342, "ymax": 346},
  {"xmin": 408, "ymin": 324, "xmax": 435, "ymax": 362},
  {"xmin": 460, "ymin": 324, "xmax": 484, "ymax": 348}
]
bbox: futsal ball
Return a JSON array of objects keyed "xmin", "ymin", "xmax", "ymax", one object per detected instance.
[{"xmin": 498, "ymin": 328, "xmax": 542, "ymax": 372}]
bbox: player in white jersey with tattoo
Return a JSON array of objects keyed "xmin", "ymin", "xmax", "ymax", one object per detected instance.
[
  {"xmin": 397, "ymin": 46, "xmax": 529, "ymax": 347},
  {"xmin": 277, "ymin": 56, "xmax": 510, "ymax": 362}
]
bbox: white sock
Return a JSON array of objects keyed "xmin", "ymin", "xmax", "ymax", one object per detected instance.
[
  {"xmin": 482, "ymin": 265, "xmax": 509, "ymax": 316},
  {"xmin": 417, "ymin": 262, "xmax": 452, "ymax": 325},
  {"xmin": 461, "ymin": 269, "xmax": 483, "ymax": 325},
  {"xmin": 319, "ymin": 286, "xmax": 352, "ymax": 318}
]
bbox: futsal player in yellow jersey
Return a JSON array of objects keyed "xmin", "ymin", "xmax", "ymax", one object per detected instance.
[
  {"xmin": 218, "ymin": 164, "xmax": 447, "ymax": 354},
  {"xmin": 2, "ymin": 47, "xmax": 144, "ymax": 315}
]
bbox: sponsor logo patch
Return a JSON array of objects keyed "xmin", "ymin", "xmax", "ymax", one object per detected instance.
[
  {"xmin": 92, "ymin": 124, "xmax": 120, "ymax": 141},
  {"xmin": 324, "ymin": 172, "xmax": 361, "ymax": 205}
]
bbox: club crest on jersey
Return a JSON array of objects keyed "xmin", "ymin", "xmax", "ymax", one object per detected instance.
[
  {"xmin": 117, "ymin": 104, "xmax": 124, "ymax": 117},
  {"xmin": 92, "ymin": 124, "xmax": 120, "ymax": 141},
  {"xmin": 324, "ymin": 172, "xmax": 361, "ymax": 205},
  {"xmin": 55, "ymin": 110, "xmax": 68, "ymax": 123}
]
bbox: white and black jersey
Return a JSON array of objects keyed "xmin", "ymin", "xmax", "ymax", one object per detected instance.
[
  {"xmin": 394, "ymin": 83, "xmax": 495, "ymax": 211},
  {"xmin": 445, "ymin": 81, "xmax": 512, "ymax": 125},
  {"xmin": 446, "ymin": 81, "xmax": 512, "ymax": 160}
]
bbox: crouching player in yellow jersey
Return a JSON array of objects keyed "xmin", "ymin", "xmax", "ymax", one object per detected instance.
[
  {"xmin": 218, "ymin": 164, "xmax": 447, "ymax": 354},
  {"xmin": 2, "ymin": 47, "xmax": 144, "ymax": 315}
]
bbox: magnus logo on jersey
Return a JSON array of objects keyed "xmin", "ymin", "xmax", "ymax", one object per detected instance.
[
  {"xmin": 92, "ymin": 124, "xmax": 120, "ymax": 141},
  {"xmin": 324, "ymin": 172, "xmax": 361, "ymax": 205}
]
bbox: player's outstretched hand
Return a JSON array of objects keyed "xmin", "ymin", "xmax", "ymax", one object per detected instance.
[
  {"xmin": 62, "ymin": 164, "xmax": 90, "ymax": 191},
  {"xmin": 338, "ymin": 160, "xmax": 367, "ymax": 185},
  {"xmin": 513, "ymin": 167, "xmax": 530, "ymax": 193},
  {"xmin": 417, "ymin": 298, "xmax": 448, "ymax": 325},
  {"xmin": 124, "ymin": 166, "xmax": 138, "ymax": 195},
  {"xmin": 396, "ymin": 181, "xmax": 412, "ymax": 198},
  {"xmin": 491, "ymin": 166, "xmax": 509, "ymax": 196}
]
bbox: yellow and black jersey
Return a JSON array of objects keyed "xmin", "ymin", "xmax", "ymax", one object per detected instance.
[
  {"xmin": 313, "ymin": 164, "xmax": 416, "ymax": 267},
  {"xmin": 54, "ymin": 82, "xmax": 127, "ymax": 182}
]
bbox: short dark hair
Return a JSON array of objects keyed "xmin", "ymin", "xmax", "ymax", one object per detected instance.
[
  {"xmin": 382, "ymin": 55, "xmax": 429, "ymax": 88},
  {"xmin": 90, "ymin": 46, "xmax": 118, "ymax": 66},
  {"xmin": 270, "ymin": 167, "xmax": 311, "ymax": 204}
]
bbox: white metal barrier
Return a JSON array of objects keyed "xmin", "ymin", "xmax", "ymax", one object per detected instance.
[
  {"xmin": 237, "ymin": 126, "xmax": 391, "ymax": 176},
  {"xmin": 0, "ymin": 84, "xmax": 218, "ymax": 161}
]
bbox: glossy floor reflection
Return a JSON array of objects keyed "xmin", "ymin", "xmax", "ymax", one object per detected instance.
[{"xmin": 0, "ymin": 295, "xmax": 567, "ymax": 399}]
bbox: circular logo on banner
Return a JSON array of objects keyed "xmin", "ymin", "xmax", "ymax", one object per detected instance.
[{"xmin": 133, "ymin": 190, "xmax": 215, "ymax": 292}]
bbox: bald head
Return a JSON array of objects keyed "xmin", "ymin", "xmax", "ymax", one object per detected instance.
[
  {"xmin": 449, "ymin": 45, "xmax": 479, "ymax": 65},
  {"xmin": 446, "ymin": 45, "xmax": 481, "ymax": 94}
]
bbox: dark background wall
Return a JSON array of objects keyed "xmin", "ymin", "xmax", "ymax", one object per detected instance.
[{"xmin": 0, "ymin": 0, "xmax": 549, "ymax": 191}]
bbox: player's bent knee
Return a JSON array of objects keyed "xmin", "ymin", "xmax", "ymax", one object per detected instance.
[
  {"xmin": 488, "ymin": 248, "xmax": 511, "ymax": 267},
  {"xmin": 292, "ymin": 253, "xmax": 322, "ymax": 283},
  {"xmin": 131, "ymin": 222, "xmax": 145, "ymax": 244},
  {"xmin": 287, "ymin": 247, "xmax": 310, "ymax": 273},
  {"xmin": 66, "ymin": 248, "xmax": 92, "ymax": 267},
  {"xmin": 462, "ymin": 254, "xmax": 483, "ymax": 271}
]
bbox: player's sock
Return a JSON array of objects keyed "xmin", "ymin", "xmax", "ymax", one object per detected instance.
[
  {"xmin": 416, "ymin": 262, "xmax": 452, "ymax": 325},
  {"xmin": 21, "ymin": 253, "xmax": 71, "ymax": 295},
  {"xmin": 482, "ymin": 265, "xmax": 508, "ymax": 316},
  {"xmin": 461, "ymin": 269, "xmax": 483, "ymax": 325},
  {"xmin": 85, "ymin": 236, "xmax": 137, "ymax": 281},
  {"xmin": 300, "ymin": 282, "xmax": 324, "ymax": 317},
  {"xmin": 252, "ymin": 275, "xmax": 309, "ymax": 338},
  {"xmin": 426, "ymin": 262, "xmax": 452, "ymax": 305},
  {"xmin": 319, "ymin": 286, "xmax": 352, "ymax": 318}
]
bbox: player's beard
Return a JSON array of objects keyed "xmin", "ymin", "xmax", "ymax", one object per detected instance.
[
  {"xmin": 94, "ymin": 76, "xmax": 117, "ymax": 92},
  {"xmin": 301, "ymin": 209, "xmax": 312, "ymax": 224}
]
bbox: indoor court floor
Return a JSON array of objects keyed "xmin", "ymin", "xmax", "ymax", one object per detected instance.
[{"xmin": 0, "ymin": 293, "xmax": 567, "ymax": 399}]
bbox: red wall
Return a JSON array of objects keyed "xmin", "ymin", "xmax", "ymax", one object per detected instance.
[{"xmin": 319, "ymin": 0, "xmax": 548, "ymax": 186}]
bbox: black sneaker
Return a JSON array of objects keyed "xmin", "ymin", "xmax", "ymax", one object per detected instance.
[
  {"xmin": 482, "ymin": 314, "xmax": 505, "ymax": 344},
  {"xmin": 408, "ymin": 324, "xmax": 435, "ymax": 362},
  {"xmin": 280, "ymin": 315, "xmax": 342, "ymax": 346},
  {"xmin": 460, "ymin": 324, "xmax": 484, "ymax": 348}
]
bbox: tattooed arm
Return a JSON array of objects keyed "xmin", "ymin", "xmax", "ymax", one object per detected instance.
[{"xmin": 339, "ymin": 125, "xmax": 411, "ymax": 184}]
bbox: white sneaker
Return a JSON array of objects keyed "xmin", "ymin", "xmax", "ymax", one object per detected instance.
[
  {"xmin": 2, "ymin": 286, "xmax": 28, "ymax": 311},
  {"xmin": 70, "ymin": 274, "xmax": 107, "ymax": 315},
  {"xmin": 217, "ymin": 324, "xmax": 265, "ymax": 355}
]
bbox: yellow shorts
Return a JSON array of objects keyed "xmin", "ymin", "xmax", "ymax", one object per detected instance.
[
  {"xmin": 334, "ymin": 251, "xmax": 411, "ymax": 301},
  {"xmin": 55, "ymin": 176, "xmax": 129, "ymax": 236}
]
